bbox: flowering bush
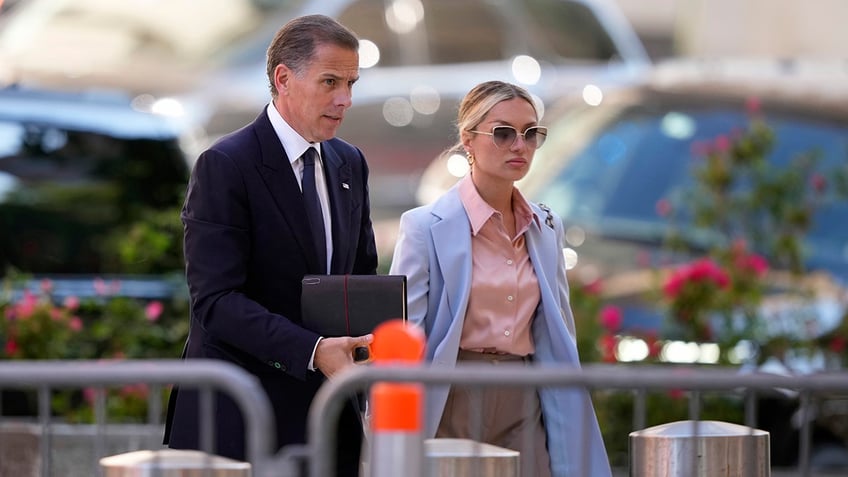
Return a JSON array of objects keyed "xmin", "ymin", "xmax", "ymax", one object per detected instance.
[
  {"xmin": 1, "ymin": 286, "xmax": 83, "ymax": 359},
  {"xmin": 662, "ymin": 257, "xmax": 731, "ymax": 342},
  {"xmin": 569, "ymin": 279, "xmax": 661, "ymax": 363},
  {"xmin": 0, "ymin": 275, "xmax": 188, "ymax": 422},
  {"xmin": 657, "ymin": 97, "xmax": 848, "ymax": 365},
  {"xmin": 569, "ymin": 97, "xmax": 848, "ymax": 367}
]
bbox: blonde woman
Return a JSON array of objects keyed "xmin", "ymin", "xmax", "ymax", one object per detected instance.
[{"xmin": 390, "ymin": 81, "xmax": 611, "ymax": 476}]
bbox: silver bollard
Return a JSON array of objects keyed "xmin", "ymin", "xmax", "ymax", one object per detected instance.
[
  {"xmin": 424, "ymin": 438, "xmax": 520, "ymax": 477},
  {"xmin": 99, "ymin": 449, "xmax": 251, "ymax": 477},
  {"xmin": 630, "ymin": 420, "xmax": 770, "ymax": 477}
]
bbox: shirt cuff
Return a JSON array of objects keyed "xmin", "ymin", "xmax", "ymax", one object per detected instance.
[{"xmin": 308, "ymin": 337, "xmax": 323, "ymax": 371}]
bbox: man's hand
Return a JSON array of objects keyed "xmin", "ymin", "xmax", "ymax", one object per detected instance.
[{"xmin": 314, "ymin": 334, "xmax": 373, "ymax": 378}]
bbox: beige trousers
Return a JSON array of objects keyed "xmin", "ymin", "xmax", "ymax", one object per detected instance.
[{"xmin": 436, "ymin": 349, "xmax": 553, "ymax": 477}]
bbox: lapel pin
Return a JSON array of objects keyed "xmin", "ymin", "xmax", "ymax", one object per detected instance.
[{"xmin": 341, "ymin": 183, "xmax": 350, "ymax": 190}]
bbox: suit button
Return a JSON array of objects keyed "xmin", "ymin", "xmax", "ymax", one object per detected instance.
[{"xmin": 274, "ymin": 362, "xmax": 281, "ymax": 369}]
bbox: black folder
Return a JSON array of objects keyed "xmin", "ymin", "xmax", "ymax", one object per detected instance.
[{"xmin": 301, "ymin": 274, "xmax": 407, "ymax": 337}]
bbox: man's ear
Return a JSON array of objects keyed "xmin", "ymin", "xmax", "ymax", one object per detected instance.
[{"xmin": 273, "ymin": 64, "xmax": 291, "ymax": 95}]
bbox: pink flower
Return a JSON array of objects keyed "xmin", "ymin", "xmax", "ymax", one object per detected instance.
[
  {"xmin": 4, "ymin": 339, "xmax": 19, "ymax": 356},
  {"xmin": 50, "ymin": 308, "xmax": 63, "ymax": 321},
  {"xmin": 582, "ymin": 279, "xmax": 603, "ymax": 296},
  {"xmin": 745, "ymin": 96, "xmax": 761, "ymax": 115},
  {"xmin": 644, "ymin": 332, "xmax": 662, "ymax": 358},
  {"xmin": 120, "ymin": 383, "xmax": 149, "ymax": 399},
  {"xmin": 599, "ymin": 305, "xmax": 623, "ymax": 332},
  {"xmin": 714, "ymin": 135, "xmax": 731, "ymax": 153},
  {"xmin": 69, "ymin": 317, "xmax": 83, "ymax": 332},
  {"xmin": 655, "ymin": 199, "xmax": 672, "ymax": 217},
  {"xmin": 145, "ymin": 301, "xmax": 164, "ymax": 322},
  {"xmin": 40, "ymin": 279, "xmax": 54, "ymax": 294},
  {"xmin": 662, "ymin": 272, "xmax": 685, "ymax": 299},
  {"xmin": 810, "ymin": 174, "xmax": 827, "ymax": 193},
  {"xmin": 82, "ymin": 388, "xmax": 97, "ymax": 405},
  {"xmin": 731, "ymin": 238, "xmax": 749, "ymax": 255},
  {"xmin": 598, "ymin": 334, "xmax": 618, "ymax": 363},
  {"xmin": 688, "ymin": 259, "xmax": 730, "ymax": 288},
  {"xmin": 663, "ymin": 259, "xmax": 730, "ymax": 299},
  {"xmin": 829, "ymin": 337, "xmax": 846, "ymax": 353},
  {"xmin": 63, "ymin": 296, "xmax": 80, "ymax": 311},
  {"xmin": 15, "ymin": 290, "xmax": 38, "ymax": 319},
  {"xmin": 93, "ymin": 278, "xmax": 122, "ymax": 296},
  {"xmin": 737, "ymin": 253, "xmax": 769, "ymax": 277}
]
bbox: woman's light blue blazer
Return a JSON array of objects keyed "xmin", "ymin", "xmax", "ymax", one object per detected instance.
[{"xmin": 389, "ymin": 183, "xmax": 612, "ymax": 477}]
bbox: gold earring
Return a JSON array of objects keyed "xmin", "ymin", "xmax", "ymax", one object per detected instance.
[{"xmin": 466, "ymin": 151, "xmax": 475, "ymax": 166}]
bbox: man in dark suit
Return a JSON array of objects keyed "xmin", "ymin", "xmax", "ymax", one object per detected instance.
[{"xmin": 164, "ymin": 14, "xmax": 376, "ymax": 476}]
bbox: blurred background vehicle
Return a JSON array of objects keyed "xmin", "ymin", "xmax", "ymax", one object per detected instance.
[
  {"xmin": 0, "ymin": 0, "xmax": 650, "ymax": 216},
  {"xmin": 524, "ymin": 58, "xmax": 848, "ymax": 343},
  {"xmin": 0, "ymin": 84, "xmax": 193, "ymax": 298}
]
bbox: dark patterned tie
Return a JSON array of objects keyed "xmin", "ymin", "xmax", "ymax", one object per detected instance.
[{"xmin": 301, "ymin": 148, "xmax": 327, "ymax": 273}]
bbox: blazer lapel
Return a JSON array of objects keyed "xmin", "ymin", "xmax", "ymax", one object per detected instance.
[
  {"xmin": 525, "ymin": 219, "xmax": 556, "ymax": 300},
  {"xmin": 322, "ymin": 143, "xmax": 352, "ymax": 273},
  {"xmin": 253, "ymin": 111, "xmax": 323, "ymax": 272},
  {"xmin": 430, "ymin": 188, "xmax": 472, "ymax": 319}
]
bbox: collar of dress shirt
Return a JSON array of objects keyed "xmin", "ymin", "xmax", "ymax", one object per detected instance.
[
  {"xmin": 458, "ymin": 174, "xmax": 541, "ymax": 236},
  {"xmin": 266, "ymin": 102, "xmax": 320, "ymax": 163}
]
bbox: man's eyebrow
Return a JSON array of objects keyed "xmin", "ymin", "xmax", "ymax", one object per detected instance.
[{"xmin": 321, "ymin": 72, "xmax": 359, "ymax": 83}]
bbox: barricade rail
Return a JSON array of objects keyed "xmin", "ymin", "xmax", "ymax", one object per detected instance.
[
  {"xmin": 2, "ymin": 360, "xmax": 848, "ymax": 476},
  {"xmin": 308, "ymin": 363, "xmax": 848, "ymax": 477},
  {"xmin": 0, "ymin": 360, "xmax": 276, "ymax": 476}
]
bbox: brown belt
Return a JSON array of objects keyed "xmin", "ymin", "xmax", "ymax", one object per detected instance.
[{"xmin": 458, "ymin": 348, "xmax": 529, "ymax": 363}]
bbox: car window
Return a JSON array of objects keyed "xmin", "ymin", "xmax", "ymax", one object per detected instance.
[{"xmin": 532, "ymin": 105, "xmax": 848, "ymax": 266}]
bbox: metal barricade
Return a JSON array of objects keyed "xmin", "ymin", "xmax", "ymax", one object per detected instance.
[
  {"xmin": 3, "ymin": 361, "xmax": 848, "ymax": 476},
  {"xmin": 307, "ymin": 364, "xmax": 848, "ymax": 477},
  {"xmin": 0, "ymin": 360, "xmax": 276, "ymax": 477}
]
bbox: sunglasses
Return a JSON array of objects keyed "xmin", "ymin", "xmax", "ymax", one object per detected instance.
[{"xmin": 469, "ymin": 125, "xmax": 548, "ymax": 150}]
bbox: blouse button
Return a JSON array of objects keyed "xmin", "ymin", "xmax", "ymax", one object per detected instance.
[
  {"xmin": 507, "ymin": 295, "xmax": 514, "ymax": 302},
  {"xmin": 506, "ymin": 259, "xmax": 514, "ymax": 265},
  {"xmin": 504, "ymin": 330, "xmax": 511, "ymax": 337}
]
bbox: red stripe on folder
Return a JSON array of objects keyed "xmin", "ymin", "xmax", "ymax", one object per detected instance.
[{"xmin": 343, "ymin": 274, "xmax": 351, "ymax": 335}]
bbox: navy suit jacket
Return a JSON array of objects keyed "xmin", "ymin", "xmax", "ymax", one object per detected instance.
[{"xmin": 165, "ymin": 108, "xmax": 378, "ymax": 467}]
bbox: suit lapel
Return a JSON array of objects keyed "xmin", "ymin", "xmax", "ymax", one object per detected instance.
[
  {"xmin": 322, "ymin": 143, "xmax": 352, "ymax": 273},
  {"xmin": 253, "ymin": 111, "xmax": 323, "ymax": 273}
]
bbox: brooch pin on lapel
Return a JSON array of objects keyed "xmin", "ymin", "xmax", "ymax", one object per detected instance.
[
  {"xmin": 341, "ymin": 183, "xmax": 350, "ymax": 190},
  {"xmin": 539, "ymin": 203, "xmax": 555, "ymax": 230}
]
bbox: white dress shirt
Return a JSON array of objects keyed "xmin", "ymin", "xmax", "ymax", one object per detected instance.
[{"xmin": 266, "ymin": 102, "xmax": 333, "ymax": 273}]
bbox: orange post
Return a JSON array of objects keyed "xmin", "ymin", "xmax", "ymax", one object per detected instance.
[{"xmin": 368, "ymin": 319, "xmax": 425, "ymax": 477}]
